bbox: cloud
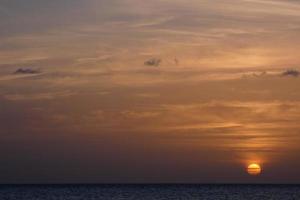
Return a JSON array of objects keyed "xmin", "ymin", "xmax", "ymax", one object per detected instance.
[
  {"xmin": 121, "ymin": 110, "xmax": 160, "ymax": 119},
  {"xmin": 242, "ymin": 71, "xmax": 268, "ymax": 78},
  {"xmin": 14, "ymin": 68, "xmax": 40, "ymax": 75},
  {"xmin": 144, "ymin": 58, "xmax": 161, "ymax": 67},
  {"xmin": 242, "ymin": 69, "xmax": 300, "ymax": 79},
  {"xmin": 281, "ymin": 69, "xmax": 299, "ymax": 77},
  {"xmin": 3, "ymin": 91, "xmax": 76, "ymax": 101}
]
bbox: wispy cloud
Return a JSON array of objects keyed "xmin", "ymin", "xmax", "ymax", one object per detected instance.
[{"xmin": 3, "ymin": 91, "xmax": 76, "ymax": 101}]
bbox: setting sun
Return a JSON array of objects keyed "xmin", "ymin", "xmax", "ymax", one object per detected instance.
[{"xmin": 247, "ymin": 164, "xmax": 262, "ymax": 176}]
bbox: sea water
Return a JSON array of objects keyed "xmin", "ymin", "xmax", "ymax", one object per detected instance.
[{"xmin": 0, "ymin": 184, "xmax": 299, "ymax": 200}]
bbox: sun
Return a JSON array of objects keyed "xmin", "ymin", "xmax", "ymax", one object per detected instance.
[{"xmin": 247, "ymin": 163, "xmax": 262, "ymax": 176}]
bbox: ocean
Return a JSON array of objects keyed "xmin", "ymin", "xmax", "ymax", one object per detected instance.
[{"xmin": 0, "ymin": 184, "xmax": 299, "ymax": 200}]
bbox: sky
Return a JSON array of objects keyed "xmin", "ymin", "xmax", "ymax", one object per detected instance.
[{"xmin": 0, "ymin": 0, "xmax": 300, "ymax": 184}]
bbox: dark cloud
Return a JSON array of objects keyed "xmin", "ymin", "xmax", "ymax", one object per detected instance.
[
  {"xmin": 144, "ymin": 58, "xmax": 161, "ymax": 67},
  {"xmin": 281, "ymin": 69, "xmax": 299, "ymax": 77},
  {"xmin": 14, "ymin": 68, "xmax": 40, "ymax": 75}
]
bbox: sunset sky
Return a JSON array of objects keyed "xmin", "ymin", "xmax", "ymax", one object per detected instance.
[{"xmin": 1, "ymin": 0, "xmax": 300, "ymax": 183}]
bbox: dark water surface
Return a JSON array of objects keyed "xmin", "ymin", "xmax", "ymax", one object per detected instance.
[{"xmin": 0, "ymin": 184, "xmax": 300, "ymax": 200}]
